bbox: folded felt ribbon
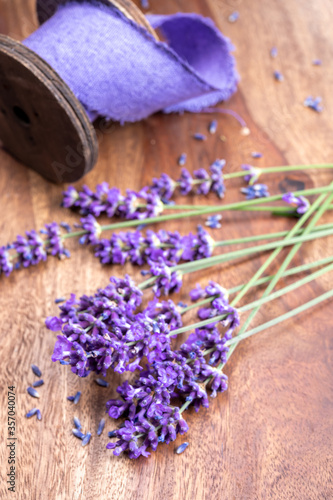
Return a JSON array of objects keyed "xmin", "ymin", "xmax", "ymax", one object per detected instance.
[{"xmin": 24, "ymin": 1, "xmax": 238, "ymax": 123}]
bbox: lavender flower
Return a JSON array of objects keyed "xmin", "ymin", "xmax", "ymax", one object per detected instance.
[
  {"xmin": 178, "ymin": 168, "xmax": 193, "ymax": 195},
  {"xmin": 241, "ymin": 164, "xmax": 261, "ymax": 185},
  {"xmin": 150, "ymin": 174, "xmax": 176, "ymax": 201},
  {"xmin": 241, "ymin": 184, "xmax": 269, "ymax": 199},
  {"xmin": 282, "ymin": 192, "xmax": 310, "ymax": 214},
  {"xmin": 44, "ymin": 222, "xmax": 70, "ymax": 259},
  {"xmin": 13, "ymin": 230, "xmax": 47, "ymax": 268},
  {"xmin": 79, "ymin": 215, "xmax": 102, "ymax": 245},
  {"xmin": 149, "ymin": 259, "xmax": 183, "ymax": 297}
]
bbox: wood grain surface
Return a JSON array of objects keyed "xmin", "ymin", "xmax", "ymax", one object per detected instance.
[{"xmin": 0, "ymin": 0, "xmax": 333, "ymax": 499}]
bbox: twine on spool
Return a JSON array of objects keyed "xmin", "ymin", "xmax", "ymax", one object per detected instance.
[{"xmin": 24, "ymin": 0, "xmax": 238, "ymax": 123}]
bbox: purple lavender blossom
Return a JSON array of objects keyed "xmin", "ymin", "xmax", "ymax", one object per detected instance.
[
  {"xmin": 282, "ymin": 192, "xmax": 310, "ymax": 214},
  {"xmin": 150, "ymin": 173, "xmax": 176, "ymax": 201},
  {"xmin": 149, "ymin": 259, "xmax": 183, "ymax": 297},
  {"xmin": 193, "ymin": 133, "xmax": 207, "ymax": 141},
  {"xmin": 0, "ymin": 246, "xmax": 13, "ymax": 277},
  {"xmin": 105, "ymin": 286, "xmax": 239, "ymax": 458},
  {"xmin": 241, "ymin": 164, "xmax": 261, "ymax": 185},
  {"xmin": 241, "ymin": 184, "xmax": 269, "ymax": 199},
  {"xmin": 44, "ymin": 222, "xmax": 70, "ymax": 259},
  {"xmin": 79, "ymin": 215, "xmax": 102, "ymax": 245},
  {"xmin": 178, "ymin": 168, "xmax": 193, "ymax": 195}
]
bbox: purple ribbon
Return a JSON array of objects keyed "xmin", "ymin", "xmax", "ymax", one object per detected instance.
[{"xmin": 24, "ymin": 1, "xmax": 238, "ymax": 123}]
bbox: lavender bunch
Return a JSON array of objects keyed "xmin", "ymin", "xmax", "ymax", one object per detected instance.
[
  {"xmin": 62, "ymin": 160, "xmax": 226, "ymax": 218},
  {"xmin": 105, "ymin": 283, "xmax": 239, "ymax": 458}
]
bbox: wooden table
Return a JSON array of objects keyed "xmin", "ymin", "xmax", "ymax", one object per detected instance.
[{"xmin": 0, "ymin": 1, "xmax": 332, "ymax": 498}]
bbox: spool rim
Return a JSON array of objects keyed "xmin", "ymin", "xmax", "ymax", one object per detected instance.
[
  {"xmin": 0, "ymin": 35, "xmax": 98, "ymax": 183},
  {"xmin": 36, "ymin": 0, "xmax": 158, "ymax": 39}
]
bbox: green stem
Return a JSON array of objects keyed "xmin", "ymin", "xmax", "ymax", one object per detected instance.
[
  {"xmin": 180, "ymin": 254, "xmax": 333, "ymax": 314},
  {"xmin": 93, "ymin": 185, "xmax": 332, "ymax": 232},
  {"xmin": 226, "ymin": 287, "xmax": 333, "ymax": 347},
  {"xmin": 223, "ymin": 163, "xmax": 333, "ymax": 180},
  {"xmin": 171, "ymin": 226, "xmax": 333, "ymax": 275}
]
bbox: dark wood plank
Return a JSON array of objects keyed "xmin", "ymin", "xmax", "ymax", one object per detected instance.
[{"xmin": 0, "ymin": 0, "xmax": 332, "ymax": 499}]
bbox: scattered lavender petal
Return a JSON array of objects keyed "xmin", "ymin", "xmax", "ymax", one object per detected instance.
[
  {"xmin": 95, "ymin": 378, "xmax": 109, "ymax": 388},
  {"xmin": 175, "ymin": 442, "xmax": 189, "ymax": 454},
  {"xmin": 97, "ymin": 418, "xmax": 105, "ymax": 436},
  {"xmin": 273, "ymin": 70, "xmax": 284, "ymax": 82},
  {"xmin": 208, "ymin": 120, "xmax": 218, "ymax": 134},
  {"xmin": 270, "ymin": 47, "xmax": 278, "ymax": 58},
  {"xmin": 177, "ymin": 302, "xmax": 188, "ymax": 308},
  {"xmin": 73, "ymin": 391, "xmax": 81, "ymax": 405},
  {"xmin": 205, "ymin": 215, "xmax": 222, "ymax": 229},
  {"xmin": 26, "ymin": 408, "xmax": 38, "ymax": 418},
  {"xmin": 312, "ymin": 59, "xmax": 322, "ymax": 66},
  {"xmin": 193, "ymin": 133, "xmax": 207, "ymax": 141},
  {"xmin": 228, "ymin": 11, "xmax": 239, "ymax": 23},
  {"xmin": 32, "ymin": 380, "xmax": 44, "ymax": 388},
  {"xmin": 178, "ymin": 153, "xmax": 187, "ymax": 166},
  {"xmin": 303, "ymin": 96, "xmax": 322, "ymax": 112},
  {"xmin": 72, "ymin": 429, "xmax": 85, "ymax": 440},
  {"xmin": 60, "ymin": 222, "xmax": 71, "ymax": 233},
  {"xmin": 31, "ymin": 364, "xmax": 42, "ymax": 377},
  {"xmin": 36, "ymin": 410, "xmax": 42, "ymax": 421},
  {"xmin": 27, "ymin": 387, "xmax": 40, "ymax": 398},
  {"xmin": 67, "ymin": 395, "xmax": 75, "ymax": 402},
  {"xmin": 251, "ymin": 152, "xmax": 263, "ymax": 159},
  {"xmin": 82, "ymin": 432, "xmax": 92, "ymax": 447},
  {"xmin": 74, "ymin": 417, "xmax": 82, "ymax": 430},
  {"xmin": 108, "ymin": 430, "xmax": 117, "ymax": 438}
]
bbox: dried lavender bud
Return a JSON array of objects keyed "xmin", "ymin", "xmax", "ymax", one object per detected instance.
[
  {"xmin": 175, "ymin": 443, "xmax": 189, "ymax": 454},
  {"xmin": 193, "ymin": 133, "xmax": 207, "ymax": 141},
  {"xmin": 72, "ymin": 429, "xmax": 85, "ymax": 440},
  {"xmin": 228, "ymin": 11, "xmax": 239, "ymax": 23},
  {"xmin": 74, "ymin": 417, "xmax": 82, "ymax": 430},
  {"xmin": 36, "ymin": 410, "xmax": 42, "ymax": 421},
  {"xmin": 55, "ymin": 297, "xmax": 66, "ymax": 304},
  {"xmin": 177, "ymin": 153, "xmax": 187, "ymax": 166},
  {"xmin": 32, "ymin": 380, "xmax": 44, "ymax": 388},
  {"xmin": 270, "ymin": 47, "xmax": 278, "ymax": 58},
  {"xmin": 97, "ymin": 419, "xmax": 105, "ymax": 436},
  {"xmin": 304, "ymin": 96, "xmax": 322, "ymax": 112},
  {"xmin": 208, "ymin": 120, "xmax": 218, "ymax": 134},
  {"xmin": 205, "ymin": 215, "xmax": 222, "ymax": 229},
  {"xmin": 82, "ymin": 432, "xmax": 92, "ymax": 447},
  {"xmin": 27, "ymin": 387, "xmax": 40, "ymax": 399},
  {"xmin": 73, "ymin": 391, "xmax": 81, "ymax": 405},
  {"xmin": 26, "ymin": 408, "xmax": 38, "ymax": 418},
  {"xmin": 95, "ymin": 378, "xmax": 109, "ymax": 388},
  {"xmin": 67, "ymin": 396, "xmax": 75, "ymax": 402},
  {"xmin": 31, "ymin": 364, "xmax": 42, "ymax": 377},
  {"xmin": 251, "ymin": 152, "xmax": 262, "ymax": 159},
  {"xmin": 273, "ymin": 70, "xmax": 284, "ymax": 82}
]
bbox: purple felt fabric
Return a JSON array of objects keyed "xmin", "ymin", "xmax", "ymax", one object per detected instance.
[{"xmin": 23, "ymin": 1, "xmax": 238, "ymax": 123}]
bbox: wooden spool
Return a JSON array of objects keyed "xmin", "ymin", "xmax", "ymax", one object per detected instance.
[{"xmin": 0, "ymin": 0, "xmax": 157, "ymax": 184}]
